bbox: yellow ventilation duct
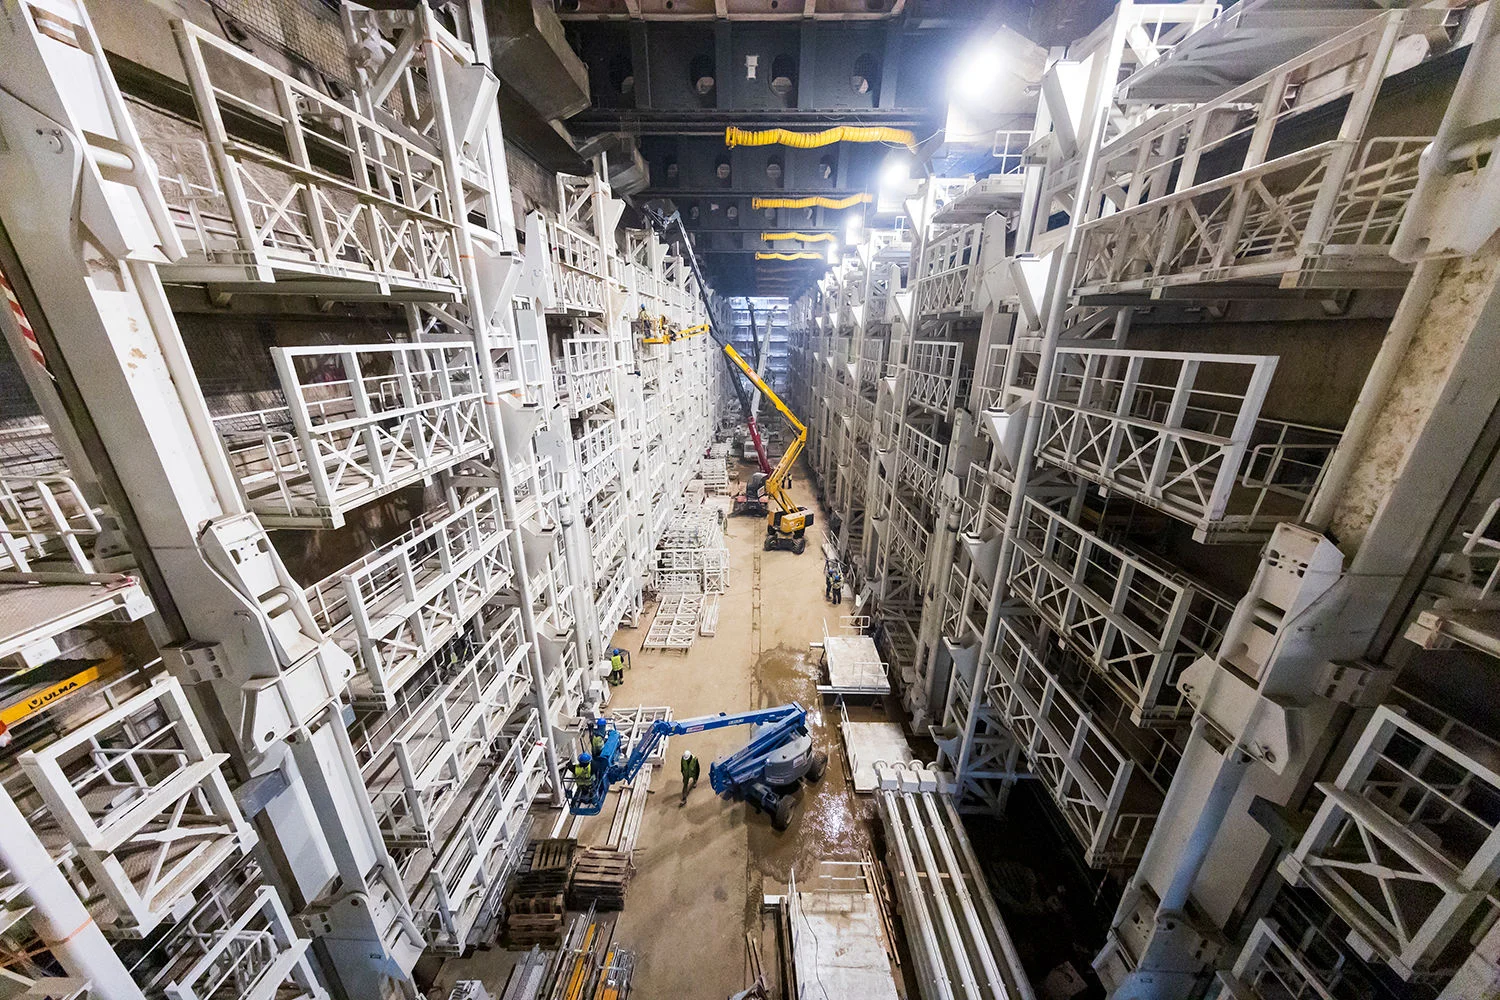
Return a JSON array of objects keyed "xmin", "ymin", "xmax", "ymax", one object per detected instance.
[
  {"xmin": 760, "ymin": 232, "xmax": 837, "ymax": 243},
  {"xmin": 755, "ymin": 252, "xmax": 826, "ymax": 261},
  {"xmin": 752, "ymin": 194, "xmax": 872, "ymax": 210},
  {"xmin": 725, "ymin": 126, "xmax": 916, "ymax": 149}
]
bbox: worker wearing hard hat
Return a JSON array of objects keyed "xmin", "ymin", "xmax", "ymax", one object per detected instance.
[
  {"xmin": 574, "ymin": 753, "xmax": 594, "ymax": 796},
  {"xmin": 680, "ymin": 750, "xmax": 701, "ymax": 806},
  {"xmin": 607, "ymin": 648, "xmax": 626, "ymax": 687},
  {"xmin": 590, "ymin": 717, "xmax": 607, "ymax": 758}
]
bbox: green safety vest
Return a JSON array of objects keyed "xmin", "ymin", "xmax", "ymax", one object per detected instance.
[
  {"xmin": 681, "ymin": 755, "xmax": 700, "ymax": 781},
  {"xmin": 575, "ymin": 764, "xmax": 592, "ymax": 784},
  {"xmin": 611, "ymin": 654, "xmax": 623, "ymax": 670}
]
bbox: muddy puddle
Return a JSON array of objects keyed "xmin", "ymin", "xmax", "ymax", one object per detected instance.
[{"xmin": 746, "ymin": 643, "xmax": 877, "ymax": 882}]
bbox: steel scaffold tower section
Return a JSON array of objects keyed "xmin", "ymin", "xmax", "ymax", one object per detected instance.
[
  {"xmin": 0, "ymin": 2, "xmax": 714, "ymax": 999},
  {"xmin": 642, "ymin": 594, "xmax": 705, "ymax": 651}
]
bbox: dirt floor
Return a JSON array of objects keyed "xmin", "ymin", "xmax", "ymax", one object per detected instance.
[
  {"xmin": 602, "ymin": 468, "xmax": 876, "ymax": 998},
  {"xmin": 433, "ymin": 464, "xmax": 890, "ymax": 999}
]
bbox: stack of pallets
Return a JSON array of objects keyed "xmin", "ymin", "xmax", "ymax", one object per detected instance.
[
  {"xmin": 567, "ymin": 848, "xmax": 633, "ymax": 911},
  {"xmin": 503, "ymin": 839, "xmax": 577, "ymax": 946}
]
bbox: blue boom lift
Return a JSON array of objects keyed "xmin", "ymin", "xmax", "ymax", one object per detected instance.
[{"xmin": 568, "ymin": 703, "xmax": 829, "ymax": 830}]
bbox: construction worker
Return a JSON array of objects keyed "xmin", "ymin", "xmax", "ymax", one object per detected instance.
[
  {"xmin": 607, "ymin": 647, "xmax": 625, "ymax": 687},
  {"xmin": 825, "ymin": 564, "xmax": 843, "ymax": 604},
  {"xmin": 590, "ymin": 717, "xmax": 607, "ymax": 758},
  {"xmin": 679, "ymin": 750, "xmax": 700, "ymax": 806},
  {"xmin": 574, "ymin": 753, "xmax": 594, "ymax": 797}
]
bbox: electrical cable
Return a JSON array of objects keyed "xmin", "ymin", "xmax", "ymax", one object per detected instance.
[{"xmin": 755, "ymin": 252, "xmax": 826, "ymax": 261}]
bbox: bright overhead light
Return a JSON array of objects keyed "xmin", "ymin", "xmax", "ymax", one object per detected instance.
[
  {"xmin": 826, "ymin": 243, "xmax": 839, "ymax": 264},
  {"xmin": 950, "ymin": 41, "xmax": 1006, "ymax": 104},
  {"xmin": 845, "ymin": 213, "xmax": 863, "ymax": 244},
  {"xmin": 879, "ymin": 152, "xmax": 911, "ymax": 194}
]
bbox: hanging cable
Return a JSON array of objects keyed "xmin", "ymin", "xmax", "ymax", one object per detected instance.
[
  {"xmin": 752, "ymin": 194, "xmax": 873, "ymax": 210},
  {"xmin": 725, "ymin": 125, "xmax": 916, "ymax": 149},
  {"xmin": 755, "ymin": 252, "xmax": 826, "ymax": 261},
  {"xmin": 759, "ymin": 232, "xmax": 837, "ymax": 243}
]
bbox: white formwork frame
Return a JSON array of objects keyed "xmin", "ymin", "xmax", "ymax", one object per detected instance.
[
  {"xmin": 1278, "ymin": 705, "xmax": 1500, "ymax": 979},
  {"xmin": 306, "ymin": 490, "xmax": 513, "ymax": 705},
  {"xmin": 17, "ymin": 678, "xmax": 256, "ymax": 937},
  {"xmin": 642, "ymin": 594, "xmax": 705, "ymax": 651},
  {"xmin": 352, "ymin": 608, "xmax": 530, "ymax": 847},
  {"xmin": 407, "ymin": 712, "xmax": 546, "ymax": 955},
  {"xmin": 138, "ymin": 868, "xmax": 327, "ymax": 1000},
  {"xmin": 215, "ymin": 343, "xmax": 490, "ymax": 528},
  {"xmin": 1008, "ymin": 496, "xmax": 1233, "ymax": 725},
  {"xmin": 985, "ymin": 618, "xmax": 1163, "ymax": 867},
  {"xmin": 165, "ymin": 20, "xmax": 462, "ymax": 296},
  {"xmin": 0, "ymin": 475, "xmax": 112, "ymax": 573}
]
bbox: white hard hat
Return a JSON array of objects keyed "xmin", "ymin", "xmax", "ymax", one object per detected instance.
[{"xmin": 682, "ymin": 750, "xmax": 693, "ymax": 760}]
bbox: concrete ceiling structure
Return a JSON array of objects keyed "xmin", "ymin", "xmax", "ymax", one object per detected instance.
[{"xmin": 556, "ymin": 0, "xmax": 1044, "ymax": 295}]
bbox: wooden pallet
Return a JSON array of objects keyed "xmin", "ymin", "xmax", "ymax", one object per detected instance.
[
  {"xmin": 503, "ymin": 912, "xmax": 565, "ymax": 947},
  {"xmin": 567, "ymin": 848, "xmax": 633, "ymax": 911}
]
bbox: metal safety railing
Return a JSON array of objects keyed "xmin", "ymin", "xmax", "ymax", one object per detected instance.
[
  {"xmin": 352, "ymin": 608, "xmax": 530, "ymax": 847},
  {"xmin": 1008, "ymin": 497, "xmax": 1233, "ymax": 725},
  {"xmin": 407, "ymin": 714, "xmax": 544, "ymax": 954},
  {"xmin": 163, "ymin": 21, "xmax": 461, "ymax": 296},
  {"xmin": 17, "ymin": 678, "xmax": 255, "ymax": 935},
  {"xmin": 215, "ymin": 343, "xmax": 489, "ymax": 528},
  {"xmin": 914, "ymin": 224, "xmax": 984, "ymax": 319},
  {"xmin": 1279, "ymin": 704, "xmax": 1500, "ymax": 979},
  {"xmin": 306, "ymin": 490, "xmax": 512, "ymax": 704},
  {"xmin": 0, "ymin": 475, "xmax": 112, "ymax": 574},
  {"xmin": 985, "ymin": 619, "xmax": 1164, "ymax": 866},
  {"xmin": 1031, "ymin": 347, "xmax": 1327, "ymax": 540}
]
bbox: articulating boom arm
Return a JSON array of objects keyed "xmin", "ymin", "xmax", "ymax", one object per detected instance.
[
  {"xmin": 722, "ymin": 344, "xmax": 806, "ymax": 516},
  {"xmin": 570, "ymin": 704, "xmax": 808, "ymax": 815}
]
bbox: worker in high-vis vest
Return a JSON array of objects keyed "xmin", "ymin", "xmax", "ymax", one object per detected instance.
[
  {"xmin": 590, "ymin": 717, "xmax": 607, "ymax": 757},
  {"xmin": 680, "ymin": 750, "xmax": 701, "ymax": 805},
  {"xmin": 574, "ymin": 753, "xmax": 594, "ymax": 796},
  {"xmin": 608, "ymin": 648, "xmax": 625, "ymax": 686}
]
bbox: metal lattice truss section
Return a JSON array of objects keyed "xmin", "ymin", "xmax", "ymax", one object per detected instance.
[
  {"xmin": 887, "ymin": 495, "xmax": 932, "ymax": 581},
  {"xmin": 587, "ymin": 493, "xmax": 628, "ymax": 577},
  {"xmin": 596, "ymin": 554, "xmax": 637, "ymax": 642},
  {"xmin": 307, "ymin": 490, "xmax": 513, "ymax": 704},
  {"xmin": 1033, "ymin": 347, "xmax": 1340, "ymax": 539},
  {"xmin": 896, "ymin": 423, "xmax": 948, "ymax": 500},
  {"xmin": 642, "ymin": 594, "xmax": 704, "ymax": 650},
  {"xmin": 906, "ymin": 341, "xmax": 964, "ymax": 415},
  {"xmin": 0, "ymin": 475, "xmax": 115, "ymax": 573},
  {"xmin": 1077, "ymin": 12, "xmax": 1441, "ymax": 295},
  {"xmin": 353, "ymin": 608, "xmax": 530, "ymax": 847},
  {"xmin": 914, "ymin": 224, "xmax": 984, "ymax": 319},
  {"xmin": 576, "ymin": 419, "xmax": 622, "ymax": 503},
  {"xmin": 1076, "ymin": 138, "xmax": 1427, "ymax": 294},
  {"xmin": 1009, "ymin": 498, "xmax": 1233, "ymax": 725},
  {"xmin": 408, "ymin": 712, "xmax": 545, "ymax": 954},
  {"xmin": 656, "ymin": 548, "xmax": 729, "ymax": 594},
  {"xmin": 140, "ymin": 870, "xmax": 326, "ymax": 1000},
  {"xmin": 985, "ymin": 619, "xmax": 1163, "ymax": 867},
  {"xmin": 18, "ymin": 678, "xmax": 255, "ymax": 935},
  {"xmin": 558, "ymin": 330, "xmax": 613, "ymax": 416},
  {"xmin": 162, "ymin": 21, "xmax": 460, "ymax": 296},
  {"xmin": 215, "ymin": 343, "xmax": 489, "ymax": 528},
  {"xmin": 529, "ymin": 540, "xmax": 574, "ymax": 639},
  {"xmin": 875, "ymin": 763, "xmax": 1033, "ymax": 1000},
  {"xmin": 1215, "ymin": 918, "xmax": 1353, "ymax": 1000},
  {"xmin": 698, "ymin": 457, "xmax": 730, "ymax": 494},
  {"xmin": 1279, "ymin": 706, "xmax": 1500, "ymax": 979}
]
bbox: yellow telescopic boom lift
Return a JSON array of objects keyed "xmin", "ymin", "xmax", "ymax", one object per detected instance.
[{"xmin": 722, "ymin": 344, "xmax": 814, "ymax": 553}]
